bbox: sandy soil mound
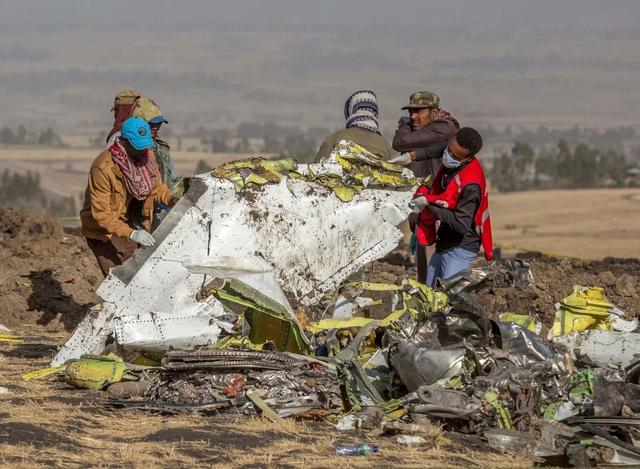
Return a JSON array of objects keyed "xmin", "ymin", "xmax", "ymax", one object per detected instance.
[{"xmin": 0, "ymin": 207, "xmax": 100, "ymax": 332}]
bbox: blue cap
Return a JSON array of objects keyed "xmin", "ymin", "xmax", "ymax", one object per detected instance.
[
  {"xmin": 149, "ymin": 115, "xmax": 169, "ymax": 125},
  {"xmin": 121, "ymin": 117, "xmax": 156, "ymax": 150}
]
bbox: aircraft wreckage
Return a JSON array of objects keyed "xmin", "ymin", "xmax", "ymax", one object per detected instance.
[{"xmin": 53, "ymin": 141, "xmax": 417, "ymax": 365}]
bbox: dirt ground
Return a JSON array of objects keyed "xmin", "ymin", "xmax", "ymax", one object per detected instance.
[
  {"xmin": 474, "ymin": 252, "xmax": 640, "ymax": 331},
  {"xmin": 0, "ymin": 207, "xmax": 100, "ymax": 332},
  {"xmin": 1, "ymin": 206, "xmax": 639, "ymax": 467},
  {"xmin": 363, "ymin": 248, "xmax": 640, "ymax": 334}
]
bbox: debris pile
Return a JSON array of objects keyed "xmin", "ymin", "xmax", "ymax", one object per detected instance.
[
  {"xmin": 11, "ymin": 146, "xmax": 640, "ymax": 466},
  {"xmin": 23, "ymin": 260, "xmax": 640, "ymax": 465},
  {"xmin": 135, "ymin": 349, "xmax": 342, "ymax": 419}
]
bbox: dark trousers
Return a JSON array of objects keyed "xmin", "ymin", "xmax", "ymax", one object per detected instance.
[
  {"xmin": 416, "ymin": 243, "xmax": 436, "ymax": 285},
  {"xmin": 416, "ymin": 243, "xmax": 428, "ymax": 284},
  {"xmin": 86, "ymin": 236, "xmax": 137, "ymax": 277}
]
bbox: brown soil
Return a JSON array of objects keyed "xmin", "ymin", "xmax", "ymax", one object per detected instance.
[
  {"xmin": 0, "ymin": 207, "xmax": 100, "ymax": 332},
  {"xmin": 360, "ymin": 248, "xmax": 640, "ymax": 330},
  {"xmin": 475, "ymin": 252, "xmax": 640, "ymax": 330}
]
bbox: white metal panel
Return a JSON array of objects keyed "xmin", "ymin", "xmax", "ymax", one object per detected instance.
[{"xmin": 52, "ymin": 164, "xmax": 413, "ymax": 365}]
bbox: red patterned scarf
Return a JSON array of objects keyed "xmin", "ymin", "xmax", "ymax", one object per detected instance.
[
  {"xmin": 106, "ymin": 100, "xmax": 139, "ymax": 143},
  {"xmin": 109, "ymin": 139, "xmax": 159, "ymax": 201}
]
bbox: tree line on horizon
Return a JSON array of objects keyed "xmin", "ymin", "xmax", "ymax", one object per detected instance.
[
  {"xmin": 0, "ymin": 125, "xmax": 67, "ymax": 147},
  {"xmin": 489, "ymin": 140, "xmax": 637, "ymax": 192},
  {"xmin": 0, "ymin": 170, "xmax": 76, "ymax": 217}
]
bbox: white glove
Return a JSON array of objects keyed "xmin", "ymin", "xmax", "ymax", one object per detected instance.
[
  {"xmin": 129, "ymin": 229, "xmax": 156, "ymax": 247},
  {"xmin": 388, "ymin": 153, "xmax": 412, "ymax": 165},
  {"xmin": 409, "ymin": 195, "xmax": 428, "ymax": 214}
]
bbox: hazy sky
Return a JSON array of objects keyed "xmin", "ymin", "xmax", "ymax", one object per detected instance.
[
  {"xmin": 2, "ymin": 1, "xmax": 638, "ymax": 31},
  {"xmin": 1, "ymin": 0, "xmax": 639, "ymax": 133}
]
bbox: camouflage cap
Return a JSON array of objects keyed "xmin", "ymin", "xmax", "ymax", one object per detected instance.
[
  {"xmin": 111, "ymin": 89, "xmax": 140, "ymax": 110},
  {"xmin": 401, "ymin": 91, "xmax": 440, "ymax": 110},
  {"xmin": 131, "ymin": 96, "xmax": 168, "ymax": 124}
]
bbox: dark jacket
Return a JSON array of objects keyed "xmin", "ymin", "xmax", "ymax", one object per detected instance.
[
  {"xmin": 427, "ymin": 159, "xmax": 481, "ymax": 254},
  {"xmin": 392, "ymin": 111, "xmax": 460, "ymax": 178}
]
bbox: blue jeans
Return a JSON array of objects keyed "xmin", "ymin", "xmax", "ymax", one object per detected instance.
[{"xmin": 426, "ymin": 247, "xmax": 477, "ymax": 287}]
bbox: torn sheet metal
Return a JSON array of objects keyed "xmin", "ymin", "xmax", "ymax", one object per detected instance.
[
  {"xmin": 553, "ymin": 330, "xmax": 640, "ymax": 369},
  {"xmin": 492, "ymin": 321, "xmax": 558, "ymax": 366},
  {"xmin": 391, "ymin": 344, "xmax": 466, "ymax": 391},
  {"xmin": 499, "ymin": 313, "xmax": 542, "ymax": 335},
  {"xmin": 387, "ymin": 293, "xmax": 491, "ymax": 391},
  {"xmin": 592, "ymin": 371, "xmax": 640, "ymax": 416},
  {"xmin": 485, "ymin": 429, "xmax": 531, "ymax": 453},
  {"xmin": 53, "ymin": 162, "xmax": 414, "ymax": 365},
  {"xmin": 437, "ymin": 266, "xmax": 496, "ymax": 294},
  {"xmin": 503, "ymin": 259, "xmax": 534, "ymax": 290}
]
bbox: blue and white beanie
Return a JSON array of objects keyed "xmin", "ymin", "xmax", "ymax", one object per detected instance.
[{"xmin": 344, "ymin": 90, "xmax": 380, "ymax": 134}]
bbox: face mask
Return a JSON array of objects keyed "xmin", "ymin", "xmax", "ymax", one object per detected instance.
[{"xmin": 442, "ymin": 148, "xmax": 461, "ymax": 169}]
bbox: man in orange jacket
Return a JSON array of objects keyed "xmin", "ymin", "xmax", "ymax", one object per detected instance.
[{"xmin": 81, "ymin": 117, "xmax": 174, "ymax": 276}]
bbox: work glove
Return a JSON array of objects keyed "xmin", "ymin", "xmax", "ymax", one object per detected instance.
[
  {"xmin": 409, "ymin": 195, "xmax": 428, "ymax": 214},
  {"xmin": 129, "ymin": 229, "xmax": 156, "ymax": 247},
  {"xmin": 388, "ymin": 153, "xmax": 412, "ymax": 165}
]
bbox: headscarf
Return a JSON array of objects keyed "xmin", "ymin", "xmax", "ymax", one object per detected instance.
[
  {"xmin": 109, "ymin": 138, "xmax": 159, "ymax": 201},
  {"xmin": 344, "ymin": 90, "xmax": 380, "ymax": 134},
  {"xmin": 106, "ymin": 90, "xmax": 141, "ymax": 142}
]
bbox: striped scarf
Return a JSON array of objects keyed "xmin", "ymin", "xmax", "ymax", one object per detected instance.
[
  {"xmin": 344, "ymin": 90, "xmax": 380, "ymax": 134},
  {"xmin": 109, "ymin": 138, "xmax": 158, "ymax": 201}
]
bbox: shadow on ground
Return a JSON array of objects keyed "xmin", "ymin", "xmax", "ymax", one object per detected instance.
[{"xmin": 26, "ymin": 269, "xmax": 92, "ymax": 331}]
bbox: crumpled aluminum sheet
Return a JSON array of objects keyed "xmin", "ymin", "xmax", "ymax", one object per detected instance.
[
  {"xmin": 438, "ymin": 266, "xmax": 497, "ymax": 295},
  {"xmin": 552, "ymin": 330, "xmax": 640, "ymax": 369},
  {"xmin": 387, "ymin": 293, "xmax": 491, "ymax": 391},
  {"xmin": 53, "ymin": 165, "xmax": 414, "ymax": 365},
  {"xmin": 493, "ymin": 321, "xmax": 559, "ymax": 366},
  {"xmin": 388, "ymin": 292, "xmax": 571, "ymax": 396},
  {"xmin": 438, "ymin": 259, "xmax": 534, "ymax": 295},
  {"xmin": 503, "ymin": 259, "xmax": 534, "ymax": 290},
  {"xmin": 535, "ymin": 420, "xmax": 640, "ymax": 465},
  {"xmin": 390, "ymin": 343, "xmax": 466, "ymax": 391}
]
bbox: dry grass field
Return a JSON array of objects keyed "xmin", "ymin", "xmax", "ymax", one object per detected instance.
[{"xmin": 491, "ymin": 188, "xmax": 640, "ymax": 259}]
